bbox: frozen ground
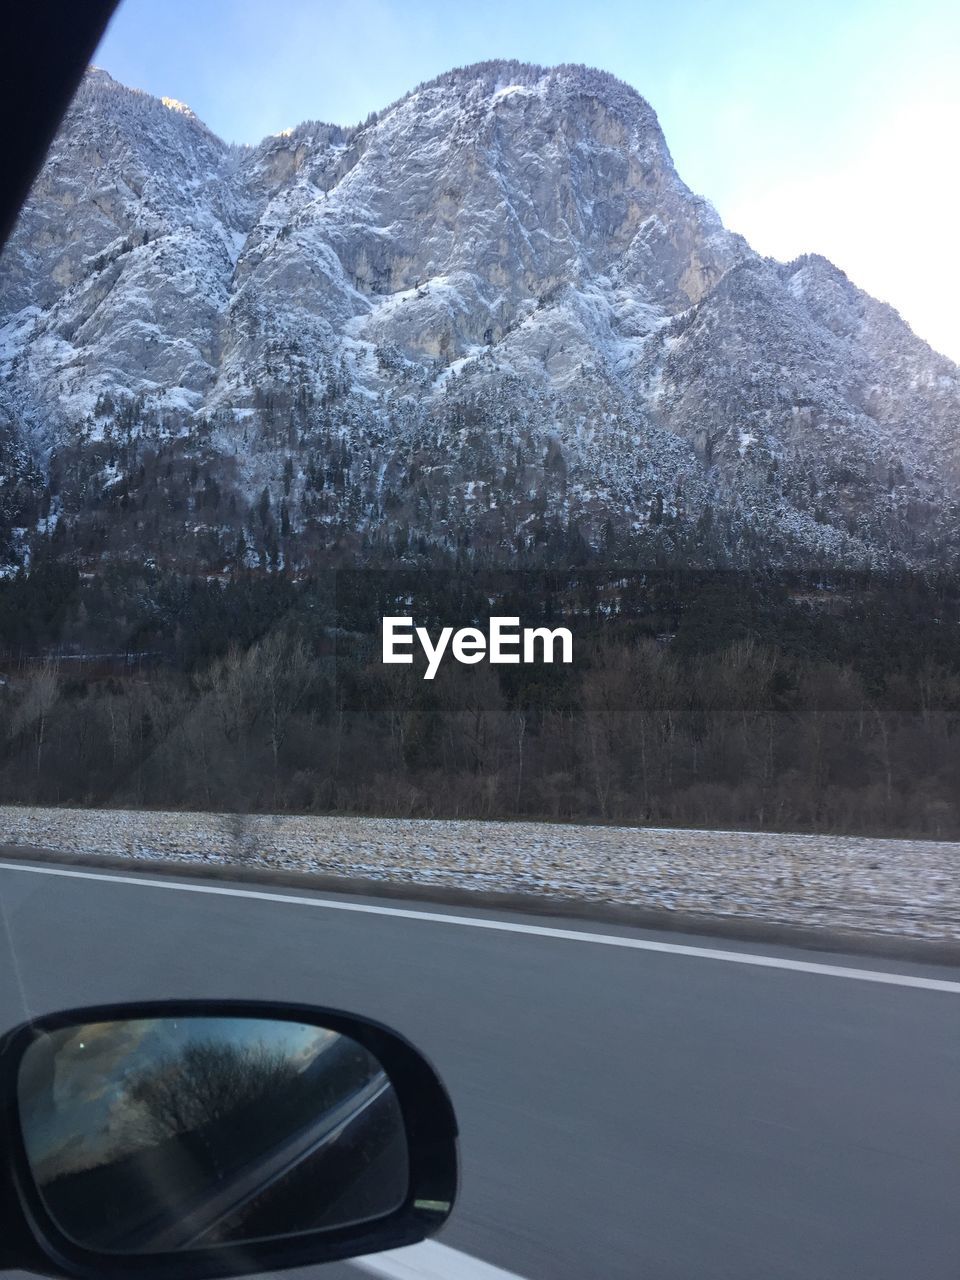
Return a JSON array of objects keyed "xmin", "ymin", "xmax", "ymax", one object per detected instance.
[{"xmin": 1, "ymin": 805, "xmax": 957, "ymax": 940}]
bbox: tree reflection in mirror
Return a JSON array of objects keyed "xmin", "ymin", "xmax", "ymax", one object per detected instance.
[{"xmin": 16, "ymin": 1016, "xmax": 409, "ymax": 1253}]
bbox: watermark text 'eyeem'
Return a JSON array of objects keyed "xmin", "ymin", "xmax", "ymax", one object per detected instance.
[{"xmin": 381, "ymin": 616, "xmax": 573, "ymax": 680}]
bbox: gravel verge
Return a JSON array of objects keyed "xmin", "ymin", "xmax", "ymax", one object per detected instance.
[{"xmin": 1, "ymin": 805, "xmax": 957, "ymax": 944}]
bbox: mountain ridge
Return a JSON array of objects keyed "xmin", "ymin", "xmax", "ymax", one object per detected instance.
[{"xmin": 0, "ymin": 60, "xmax": 957, "ymax": 575}]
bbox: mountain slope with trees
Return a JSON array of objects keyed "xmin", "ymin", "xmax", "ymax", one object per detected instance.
[{"xmin": 1, "ymin": 61, "xmax": 958, "ymax": 575}]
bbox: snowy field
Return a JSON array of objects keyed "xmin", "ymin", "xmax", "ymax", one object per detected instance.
[{"xmin": 1, "ymin": 805, "xmax": 957, "ymax": 940}]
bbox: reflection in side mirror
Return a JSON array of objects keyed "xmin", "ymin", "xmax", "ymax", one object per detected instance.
[{"xmin": 18, "ymin": 1016, "xmax": 408, "ymax": 1253}]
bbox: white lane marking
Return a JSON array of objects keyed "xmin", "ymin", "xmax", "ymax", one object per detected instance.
[
  {"xmin": 1, "ymin": 861, "xmax": 958, "ymax": 994},
  {"xmin": 353, "ymin": 1240, "xmax": 524, "ymax": 1279}
]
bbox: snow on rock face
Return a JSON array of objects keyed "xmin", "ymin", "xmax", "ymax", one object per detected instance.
[
  {"xmin": 0, "ymin": 69, "xmax": 247, "ymax": 315},
  {"xmin": 160, "ymin": 96, "xmax": 198, "ymax": 119},
  {"xmin": 0, "ymin": 59, "xmax": 958, "ymax": 570}
]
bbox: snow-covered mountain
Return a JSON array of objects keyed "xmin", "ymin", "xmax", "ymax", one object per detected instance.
[{"xmin": 1, "ymin": 60, "xmax": 958, "ymax": 573}]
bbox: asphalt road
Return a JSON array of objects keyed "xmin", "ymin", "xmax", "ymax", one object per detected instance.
[{"xmin": 1, "ymin": 860, "xmax": 958, "ymax": 1280}]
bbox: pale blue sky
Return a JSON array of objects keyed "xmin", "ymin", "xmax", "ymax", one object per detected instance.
[{"xmin": 94, "ymin": 0, "xmax": 960, "ymax": 360}]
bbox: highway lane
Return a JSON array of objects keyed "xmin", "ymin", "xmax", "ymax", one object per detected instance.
[{"xmin": 1, "ymin": 860, "xmax": 958, "ymax": 1280}]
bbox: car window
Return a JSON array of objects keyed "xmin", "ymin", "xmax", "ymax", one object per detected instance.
[{"xmin": 1, "ymin": 4, "xmax": 958, "ymax": 1279}]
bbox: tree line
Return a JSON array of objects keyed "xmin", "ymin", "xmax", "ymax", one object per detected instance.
[{"xmin": 1, "ymin": 566, "xmax": 959, "ymax": 837}]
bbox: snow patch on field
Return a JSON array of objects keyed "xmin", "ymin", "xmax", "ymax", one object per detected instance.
[{"xmin": 1, "ymin": 807, "xmax": 957, "ymax": 940}]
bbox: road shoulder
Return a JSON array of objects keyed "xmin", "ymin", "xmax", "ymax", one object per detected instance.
[{"xmin": 3, "ymin": 842, "xmax": 958, "ymax": 968}]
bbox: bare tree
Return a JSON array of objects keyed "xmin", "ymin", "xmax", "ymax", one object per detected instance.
[
  {"xmin": 11, "ymin": 658, "xmax": 60, "ymax": 786},
  {"xmin": 126, "ymin": 1041, "xmax": 301, "ymax": 1146}
]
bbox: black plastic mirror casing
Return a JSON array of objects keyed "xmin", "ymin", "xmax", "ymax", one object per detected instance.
[{"xmin": 0, "ymin": 1000, "xmax": 458, "ymax": 1279}]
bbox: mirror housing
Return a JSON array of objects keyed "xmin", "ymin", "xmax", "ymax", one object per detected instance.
[{"xmin": 0, "ymin": 1001, "xmax": 457, "ymax": 1278}]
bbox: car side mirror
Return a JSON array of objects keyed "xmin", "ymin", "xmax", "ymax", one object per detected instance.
[{"xmin": 0, "ymin": 1000, "xmax": 457, "ymax": 1278}]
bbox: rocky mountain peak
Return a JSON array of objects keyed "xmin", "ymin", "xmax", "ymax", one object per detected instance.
[{"xmin": 0, "ymin": 62, "xmax": 957, "ymax": 575}]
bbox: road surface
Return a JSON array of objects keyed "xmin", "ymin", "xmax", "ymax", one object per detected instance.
[{"xmin": 1, "ymin": 859, "xmax": 958, "ymax": 1279}]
